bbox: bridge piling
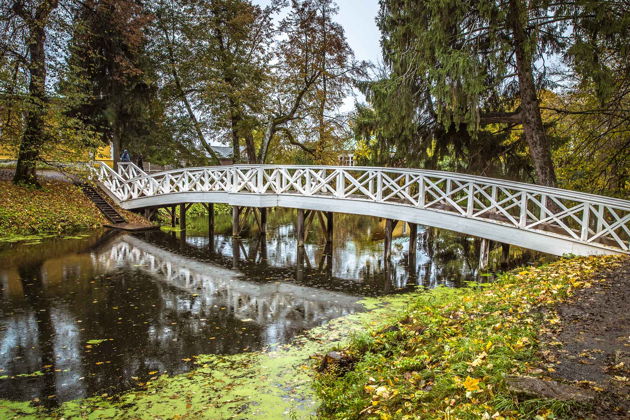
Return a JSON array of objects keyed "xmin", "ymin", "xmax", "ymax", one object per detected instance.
[
  {"xmin": 408, "ymin": 223, "xmax": 418, "ymax": 270},
  {"xmin": 326, "ymin": 212, "xmax": 333, "ymax": 245},
  {"xmin": 384, "ymin": 219, "xmax": 398, "ymax": 261},
  {"xmin": 170, "ymin": 206, "xmax": 176, "ymax": 227},
  {"xmin": 259, "ymin": 208, "xmax": 267, "ymax": 235},
  {"xmin": 501, "ymin": 243, "xmax": 510, "ymax": 263},
  {"xmin": 232, "ymin": 237, "xmax": 240, "ymax": 268},
  {"xmin": 479, "ymin": 239, "xmax": 490, "ymax": 271},
  {"xmin": 232, "ymin": 206, "xmax": 240, "ymax": 237},
  {"xmin": 207, "ymin": 203, "xmax": 214, "ymax": 238},
  {"xmin": 296, "ymin": 245, "xmax": 305, "ymax": 281},
  {"xmin": 297, "ymin": 209, "xmax": 305, "ymax": 247},
  {"xmin": 179, "ymin": 203, "xmax": 187, "ymax": 231}
]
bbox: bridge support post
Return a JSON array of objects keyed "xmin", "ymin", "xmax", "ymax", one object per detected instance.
[
  {"xmin": 259, "ymin": 234, "xmax": 268, "ymax": 262},
  {"xmin": 479, "ymin": 239, "xmax": 490, "ymax": 271},
  {"xmin": 326, "ymin": 212, "xmax": 333, "ymax": 244},
  {"xmin": 232, "ymin": 206, "xmax": 240, "ymax": 237},
  {"xmin": 232, "ymin": 237, "xmax": 240, "ymax": 268},
  {"xmin": 501, "ymin": 243, "xmax": 510, "ymax": 263},
  {"xmin": 143, "ymin": 208, "xmax": 155, "ymax": 221},
  {"xmin": 179, "ymin": 203, "xmax": 187, "ymax": 231},
  {"xmin": 408, "ymin": 223, "xmax": 418, "ymax": 272},
  {"xmin": 259, "ymin": 208, "xmax": 267, "ymax": 235},
  {"xmin": 296, "ymin": 244, "xmax": 305, "ymax": 282},
  {"xmin": 384, "ymin": 219, "xmax": 398, "ymax": 261},
  {"xmin": 206, "ymin": 203, "xmax": 214, "ymax": 238},
  {"xmin": 297, "ymin": 209, "xmax": 305, "ymax": 247},
  {"xmin": 170, "ymin": 206, "xmax": 176, "ymax": 227}
]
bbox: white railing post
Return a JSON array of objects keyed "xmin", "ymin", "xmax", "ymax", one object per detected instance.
[
  {"xmin": 305, "ymin": 169, "xmax": 311, "ymax": 195},
  {"xmin": 257, "ymin": 167, "xmax": 264, "ymax": 193},
  {"xmin": 369, "ymin": 173, "xmax": 374, "ymax": 197},
  {"xmin": 581, "ymin": 203, "xmax": 590, "ymax": 241},
  {"xmin": 335, "ymin": 169, "xmax": 344, "ymax": 198},
  {"xmin": 539, "ymin": 194, "xmax": 547, "ymax": 220},
  {"xmin": 466, "ymin": 183, "xmax": 474, "ymax": 217},
  {"xmin": 418, "ymin": 175, "xmax": 425, "ymax": 208},
  {"xmin": 519, "ymin": 192, "xmax": 528, "ymax": 228}
]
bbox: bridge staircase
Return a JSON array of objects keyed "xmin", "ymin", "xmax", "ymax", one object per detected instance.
[{"xmin": 79, "ymin": 183, "xmax": 127, "ymax": 225}]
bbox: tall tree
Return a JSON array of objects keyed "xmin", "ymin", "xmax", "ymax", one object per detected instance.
[
  {"xmin": 258, "ymin": 0, "xmax": 363, "ymax": 163},
  {"xmin": 151, "ymin": 0, "xmax": 277, "ymax": 164},
  {"xmin": 377, "ymin": 0, "xmax": 628, "ymax": 187},
  {"xmin": 65, "ymin": 0, "xmax": 165, "ymax": 164},
  {"xmin": 2, "ymin": 0, "xmax": 60, "ymax": 186},
  {"xmin": 151, "ymin": 0, "xmax": 361, "ymax": 164}
]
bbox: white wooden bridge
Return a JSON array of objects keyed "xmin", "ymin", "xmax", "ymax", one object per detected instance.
[{"xmin": 93, "ymin": 162, "xmax": 630, "ymax": 256}]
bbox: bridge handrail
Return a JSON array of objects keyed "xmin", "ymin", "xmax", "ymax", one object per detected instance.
[
  {"xmin": 120, "ymin": 164, "xmax": 630, "ymax": 208},
  {"xmin": 93, "ymin": 162, "xmax": 630, "ymax": 253}
]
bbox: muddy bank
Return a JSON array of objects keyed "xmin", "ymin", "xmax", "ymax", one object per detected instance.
[{"xmin": 540, "ymin": 258, "xmax": 630, "ymax": 419}]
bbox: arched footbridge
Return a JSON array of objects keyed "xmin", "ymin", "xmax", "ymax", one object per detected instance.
[{"xmin": 93, "ymin": 162, "xmax": 630, "ymax": 256}]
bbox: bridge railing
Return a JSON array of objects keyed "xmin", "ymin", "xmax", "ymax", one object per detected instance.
[
  {"xmin": 117, "ymin": 162, "xmax": 148, "ymax": 180},
  {"xmin": 93, "ymin": 163, "xmax": 630, "ymax": 253}
]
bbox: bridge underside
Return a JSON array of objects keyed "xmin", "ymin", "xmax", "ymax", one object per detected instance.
[{"xmin": 119, "ymin": 192, "xmax": 618, "ymax": 257}]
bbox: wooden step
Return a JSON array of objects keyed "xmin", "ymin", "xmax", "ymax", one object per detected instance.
[{"xmin": 78, "ymin": 183, "xmax": 127, "ymax": 224}]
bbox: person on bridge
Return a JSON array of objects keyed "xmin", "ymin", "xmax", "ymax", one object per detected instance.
[
  {"xmin": 120, "ymin": 150, "xmax": 131, "ymax": 162},
  {"xmin": 136, "ymin": 154, "xmax": 144, "ymax": 170}
]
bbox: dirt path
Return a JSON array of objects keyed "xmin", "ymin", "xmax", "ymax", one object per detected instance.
[
  {"xmin": 0, "ymin": 168, "xmax": 78, "ymax": 182},
  {"xmin": 541, "ymin": 258, "xmax": 629, "ymax": 419}
]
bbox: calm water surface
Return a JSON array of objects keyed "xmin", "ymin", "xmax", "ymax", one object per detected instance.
[{"xmin": 0, "ymin": 210, "xmax": 520, "ymax": 404}]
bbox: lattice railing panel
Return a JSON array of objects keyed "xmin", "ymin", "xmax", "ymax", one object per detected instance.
[
  {"xmin": 91, "ymin": 163, "xmax": 630, "ymax": 253},
  {"xmin": 117, "ymin": 162, "xmax": 147, "ymax": 181}
]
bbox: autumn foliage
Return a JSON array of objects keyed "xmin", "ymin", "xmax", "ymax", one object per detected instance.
[{"xmin": 315, "ymin": 255, "xmax": 627, "ymax": 419}]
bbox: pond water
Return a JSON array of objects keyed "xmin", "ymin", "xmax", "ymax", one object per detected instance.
[{"xmin": 0, "ymin": 210, "xmax": 531, "ymax": 405}]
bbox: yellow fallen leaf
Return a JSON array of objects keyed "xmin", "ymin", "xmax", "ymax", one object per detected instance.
[{"xmin": 462, "ymin": 376, "xmax": 481, "ymax": 392}]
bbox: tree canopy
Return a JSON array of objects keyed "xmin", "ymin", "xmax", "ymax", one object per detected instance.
[
  {"xmin": 0, "ymin": 0, "xmax": 626, "ymax": 196},
  {"xmin": 361, "ymin": 0, "xmax": 629, "ymax": 192}
]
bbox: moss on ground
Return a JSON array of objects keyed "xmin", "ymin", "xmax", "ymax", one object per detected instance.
[{"xmin": 314, "ymin": 255, "xmax": 627, "ymax": 419}]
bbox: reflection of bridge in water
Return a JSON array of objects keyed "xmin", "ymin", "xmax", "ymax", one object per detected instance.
[{"xmin": 97, "ymin": 235, "xmax": 365, "ymax": 331}]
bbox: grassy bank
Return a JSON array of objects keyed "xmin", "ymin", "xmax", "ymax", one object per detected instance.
[
  {"xmin": 314, "ymin": 255, "xmax": 626, "ymax": 419},
  {"xmin": 0, "ymin": 179, "xmax": 108, "ymax": 240}
]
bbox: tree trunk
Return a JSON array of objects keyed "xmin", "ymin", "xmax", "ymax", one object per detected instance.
[
  {"xmin": 13, "ymin": 20, "xmax": 48, "ymax": 186},
  {"xmin": 229, "ymin": 105, "xmax": 241, "ymax": 164},
  {"xmin": 227, "ymin": 101, "xmax": 256, "ymax": 164},
  {"xmin": 244, "ymin": 131, "xmax": 257, "ymax": 163},
  {"xmin": 258, "ymin": 118, "xmax": 276, "ymax": 163},
  {"xmin": 509, "ymin": 0, "xmax": 556, "ymax": 187},
  {"xmin": 112, "ymin": 128, "xmax": 122, "ymax": 167}
]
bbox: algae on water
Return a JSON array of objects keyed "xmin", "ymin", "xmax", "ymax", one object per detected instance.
[{"xmin": 0, "ymin": 293, "xmax": 418, "ymax": 419}]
